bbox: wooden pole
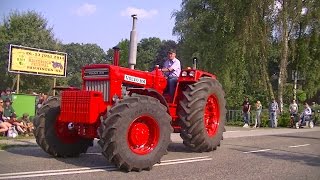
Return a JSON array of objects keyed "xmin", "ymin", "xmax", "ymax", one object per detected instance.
[
  {"xmin": 16, "ymin": 73, "xmax": 20, "ymax": 94},
  {"xmin": 53, "ymin": 77, "xmax": 56, "ymax": 96}
]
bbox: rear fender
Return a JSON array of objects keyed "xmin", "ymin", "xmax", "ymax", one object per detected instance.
[{"xmin": 128, "ymin": 88, "xmax": 169, "ymax": 113}]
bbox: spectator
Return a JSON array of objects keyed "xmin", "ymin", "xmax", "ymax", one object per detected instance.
[
  {"xmin": 269, "ymin": 98, "xmax": 279, "ymax": 128},
  {"xmin": 0, "ymin": 99, "xmax": 12, "ymax": 135},
  {"xmin": 289, "ymin": 99, "xmax": 299, "ymax": 126},
  {"xmin": 311, "ymin": 102, "xmax": 319, "ymax": 125},
  {"xmin": 0, "ymin": 120, "xmax": 11, "ymax": 135},
  {"xmin": 1, "ymin": 88, "xmax": 13, "ymax": 103},
  {"xmin": 254, "ymin": 100, "xmax": 262, "ymax": 128},
  {"xmin": 17, "ymin": 113, "xmax": 34, "ymax": 136},
  {"xmin": 3, "ymin": 98, "xmax": 25, "ymax": 134},
  {"xmin": 3, "ymin": 98, "xmax": 15, "ymax": 119},
  {"xmin": 161, "ymin": 49, "xmax": 181, "ymax": 99},
  {"xmin": 242, "ymin": 97, "xmax": 251, "ymax": 128},
  {"xmin": 297, "ymin": 102, "xmax": 312, "ymax": 128}
]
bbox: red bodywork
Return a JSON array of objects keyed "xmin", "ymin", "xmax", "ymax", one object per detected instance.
[{"xmin": 58, "ymin": 63, "xmax": 216, "ymax": 138}]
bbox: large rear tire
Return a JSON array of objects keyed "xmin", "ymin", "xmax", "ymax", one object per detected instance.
[
  {"xmin": 178, "ymin": 77, "xmax": 226, "ymax": 152},
  {"xmin": 98, "ymin": 95, "xmax": 172, "ymax": 171},
  {"xmin": 33, "ymin": 97, "xmax": 93, "ymax": 157}
]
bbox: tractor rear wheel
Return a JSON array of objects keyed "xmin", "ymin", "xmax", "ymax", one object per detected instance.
[
  {"xmin": 178, "ymin": 77, "xmax": 226, "ymax": 152},
  {"xmin": 33, "ymin": 97, "xmax": 93, "ymax": 157},
  {"xmin": 98, "ymin": 95, "xmax": 172, "ymax": 171}
]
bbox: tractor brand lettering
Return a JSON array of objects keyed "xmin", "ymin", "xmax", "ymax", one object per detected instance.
[
  {"xmin": 124, "ymin": 75, "xmax": 146, "ymax": 85},
  {"xmin": 84, "ymin": 69, "xmax": 109, "ymax": 77}
]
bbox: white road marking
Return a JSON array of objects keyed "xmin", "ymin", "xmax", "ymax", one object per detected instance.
[
  {"xmin": 243, "ymin": 149, "xmax": 272, "ymax": 154},
  {"xmin": 289, "ymin": 144, "xmax": 310, "ymax": 148},
  {"xmin": 227, "ymin": 131, "xmax": 240, "ymax": 133},
  {"xmin": 0, "ymin": 156, "xmax": 212, "ymax": 179},
  {"xmin": 0, "ymin": 166, "xmax": 113, "ymax": 177},
  {"xmin": 156, "ymin": 157, "xmax": 212, "ymax": 166},
  {"xmin": 159, "ymin": 156, "xmax": 211, "ymax": 163}
]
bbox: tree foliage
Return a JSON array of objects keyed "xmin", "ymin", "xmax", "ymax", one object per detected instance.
[
  {"xmin": 106, "ymin": 38, "xmax": 178, "ymax": 70},
  {"xmin": 173, "ymin": 0, "xmax": 320, "ymax": 108},
  {"xmin": 60, "ymin": 43, "xmax": 107, "ymax": 87},
  {"xmin": 0, "ymin": 10, "xmax": 108, "ymax": 93},
  {"xmin": 0, "ymin": 10, "xmax": 60, "ymax": 93}
]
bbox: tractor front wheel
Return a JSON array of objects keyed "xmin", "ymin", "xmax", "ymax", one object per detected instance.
[
  {"xmin": 178, "ymin": 77, "xmax": 226, "ymax": 152},
  {"xmin": 33, "ymin": 97, "xmax": 93, "ymax": 157},
  {"xmin": 98, "ymin": 95, "xmax": 172, "ymax": 171}
]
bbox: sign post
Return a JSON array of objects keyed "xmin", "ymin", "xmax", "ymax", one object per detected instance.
[
  {"xmin": 53, "ymin": 77, "xmax": 56, "ymax": 96},
  {"xmin": 16, "ymin": 73, "xmax": 20, "ymax": 93}
]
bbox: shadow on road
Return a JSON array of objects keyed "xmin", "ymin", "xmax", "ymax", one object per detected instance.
[
  {"xmin": 4, "ymin": 145, "xmax": 120, "ymax": 172},
  {"xmin": 268, "ymin": 134, "xmax": 320, "ymax": 140},
  {"xmin": 4, "ymin": 142, "xmax": 201, "ymax": 172},
  {"xmin": 226, "ymin": 143, "xmax": 320, "ymax": 167},
  {"xmin": 168, "ymin": 142, "xmax": 193, "ymax": 153}
]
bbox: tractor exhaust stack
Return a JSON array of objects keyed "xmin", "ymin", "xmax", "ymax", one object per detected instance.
[
  {"xmin": 128, "ymin": 14, "xmax": 138, "ymax": 69},
  {"xmin": 113, "ymin": 46, "xmax": 120, "ymax": 66}
]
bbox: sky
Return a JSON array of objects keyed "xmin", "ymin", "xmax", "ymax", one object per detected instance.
[{"xmin": 0, "ymin": 0, "xmax": 182, "ymax": 51}]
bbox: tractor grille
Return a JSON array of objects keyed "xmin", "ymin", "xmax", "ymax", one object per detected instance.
[{"xmin": 85, "ymin": 81, "xmax": 109, "ymax": 101}]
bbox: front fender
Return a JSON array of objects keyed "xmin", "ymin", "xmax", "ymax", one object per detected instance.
[{"xmin": 128, "ymin": 88, "xmax": 169, "ymax": 113}]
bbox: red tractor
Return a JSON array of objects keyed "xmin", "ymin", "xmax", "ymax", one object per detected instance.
[{"xmin": 33, "ymin": 15, "xmax": 226, "ymax": 172}]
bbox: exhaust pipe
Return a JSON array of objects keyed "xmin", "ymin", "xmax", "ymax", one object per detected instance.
[
  {"xmin": 128, "ymin": 14, "xmax": 138, "ymax": 69},
  {"xmin": 193, "ymin": 57, "xmax": 197, "ymax": 69},
  {"xmin": 113, "ymin": 46, "xmax": 120, "ymax": 66}
]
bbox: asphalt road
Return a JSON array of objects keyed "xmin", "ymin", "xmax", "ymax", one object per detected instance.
[{"xmin": 0, "ymin": 127, "xmax": 319, "ymax": 180}]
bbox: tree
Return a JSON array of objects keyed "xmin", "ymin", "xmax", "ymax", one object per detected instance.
[
  {"xmin": 61, "ymin": 43, "xmax": 107, "ymax": 87},
  {"xmin": 136, "ymin": 37, "xmax": 162, "ymax": 70},
  {"xmin": 173, "ymin": 0, "xmax": 319, "ymax": 108},
  {"xmin": 106, "ymin": 38, "xmax": 178, "ymax": 71},
  {"xmin": 0, "ymin": 10, "xmax": 60, "ymax": 93}
]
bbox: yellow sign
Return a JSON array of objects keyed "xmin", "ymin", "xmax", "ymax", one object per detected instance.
[{"xmin": 9, "ymin": 45, "xmax": 67, "ymax": 77}]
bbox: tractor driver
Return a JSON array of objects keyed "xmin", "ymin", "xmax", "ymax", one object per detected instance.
[{"xmin": 160, "ymin": 49, "xmax": 181, "ymax": 97}]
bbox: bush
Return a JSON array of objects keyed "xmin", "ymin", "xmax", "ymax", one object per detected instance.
[
  {"xmin": 297, "ymin": 90, "xmax": 307, "ymax": 102},
  {"xmin": 278, "ymin": 112, "xmax": 291, "ymax": 127}
]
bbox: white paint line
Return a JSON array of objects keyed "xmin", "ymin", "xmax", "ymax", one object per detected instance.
[
  {"xmin": 0, "ymin": 156, "xmax": 212, "ymax": 179},
  {"xmin": 289, "ymin": 144, "xmax": 310, "ymax": 148},
  {"xmin": 243, "ymin": 149, "xmax": 272, "ymax": 154},
  {"xmin": 227, "ymin": 131, "xmax": 241, "ymax": 133},
  {"xmin": 0, "ymin": 169, "xmax": 115, "ymax": 179},
  {"xmin": 156, "ymin": 158, "xmax": 212, "ymax": 166},
  {"xmin": 0, "ymin": 166, "xmax": 113, "ymax": 176},
  {"xmin": 161, "ymin": 156, "xmax": 210, "ymax": 163}
]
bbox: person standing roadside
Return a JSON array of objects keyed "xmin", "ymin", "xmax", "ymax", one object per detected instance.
[
  {"xmin": 242, "ymin": 97, "xmax": 251, "ymax": 128},
  {"xmin": 289, "ymin": 99, "xmax": 299, "ymax": 127},
  {"xmin": 254, "ymin": 101, "xmax": 262, "ymax": 128},
  {"xmin": 269, "ymin": 98, "xmax": 279, "ymax": 128}
]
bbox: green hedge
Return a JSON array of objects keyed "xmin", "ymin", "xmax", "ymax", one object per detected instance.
[{"xmin": 226, "ymin": 111, "xmax": 292, "ymax": 127}]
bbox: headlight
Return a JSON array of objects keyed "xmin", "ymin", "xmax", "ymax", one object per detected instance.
[
  {"xmin": 189, "ymin": 71, "xmax": 195, "ymax": 77},
  {"xmin": 181, "ymin": 71, "xmax": 187, "ymax": 77}
]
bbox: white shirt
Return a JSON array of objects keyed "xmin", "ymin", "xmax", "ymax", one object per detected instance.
[{"xmin": 163, "ymin": 58, "xmax": 181, "ymax": 78}]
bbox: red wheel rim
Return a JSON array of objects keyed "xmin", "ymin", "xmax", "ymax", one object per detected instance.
[
  {"xmin": 204, "ymin": 94, "xmax": 220, "ymax": 137},
  {"xmin": 128, "ymin": 115, "xmax": 159, "ymax": 155},
  {"xmin": 55, "ymin": 114, "xmax": 78, "ymax": 144}
]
